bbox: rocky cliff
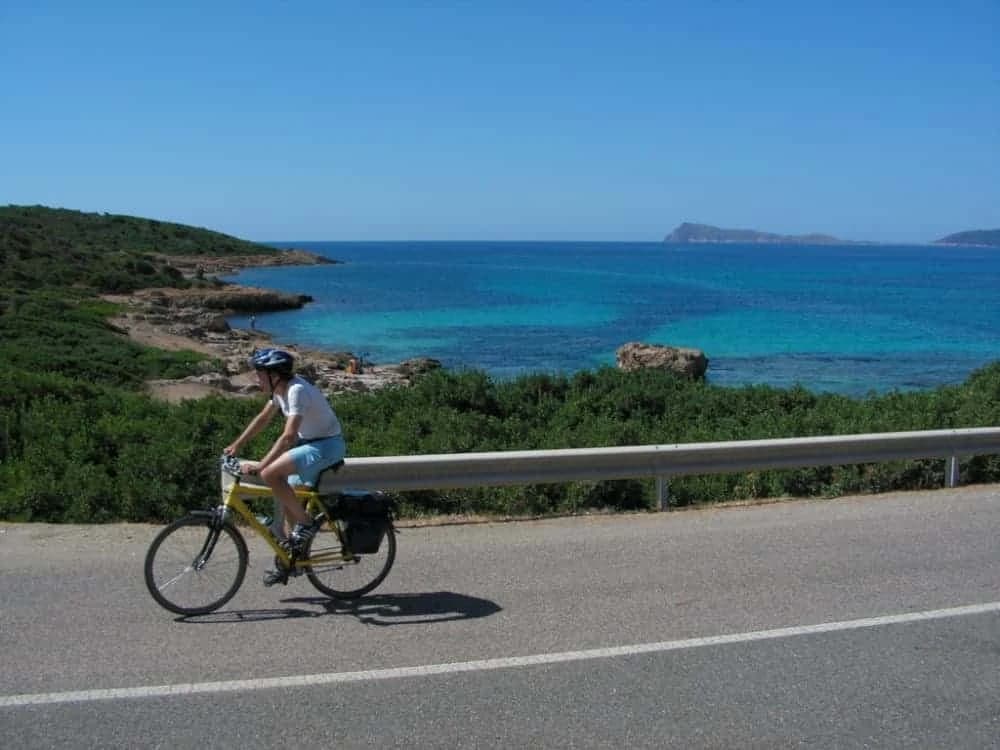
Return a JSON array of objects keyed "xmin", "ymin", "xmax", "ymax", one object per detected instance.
[{"xmin": 161, "ymin": 249, "xmax": 337, "ymax": 276}]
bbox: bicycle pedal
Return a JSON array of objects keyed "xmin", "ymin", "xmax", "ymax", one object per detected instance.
[{"xmin": 262, "ymin": 568, "xmax": 290, "ymax": 587}]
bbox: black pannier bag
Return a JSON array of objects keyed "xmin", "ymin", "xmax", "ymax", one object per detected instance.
[{"xmin": 333, "ymin": 491, "xmax": 393, "ymax": 554}]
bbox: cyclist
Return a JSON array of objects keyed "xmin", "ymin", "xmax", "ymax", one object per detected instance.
[{"xmin": 224, "ymin": 348, "xmax": 346, "ymax": 584}]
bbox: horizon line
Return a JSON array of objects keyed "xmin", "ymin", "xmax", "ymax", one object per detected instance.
[{"xmin": 257, "ymin": 238, "xmax": 968, "ymax": 248}]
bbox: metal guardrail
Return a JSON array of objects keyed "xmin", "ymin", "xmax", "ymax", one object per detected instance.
[{"xmin": 312, "ymin": 427, "xmax": 1000, "ymax": 508}]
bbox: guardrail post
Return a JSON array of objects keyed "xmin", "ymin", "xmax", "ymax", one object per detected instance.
[
  {"xmin": 945, "ymin": 456, "xmax": 960, "ymax": 488},
  {"xmin": 656, "ymin": 475, "xmax": 671, "ymax": 511}
]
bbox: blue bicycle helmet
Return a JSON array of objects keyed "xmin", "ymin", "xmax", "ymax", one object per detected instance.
[{"xmin": 249, "ymin": 348, "xmax": 294, "ymax": 375}]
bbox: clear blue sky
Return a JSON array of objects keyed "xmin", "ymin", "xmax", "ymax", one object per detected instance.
[{"xmin": 3, "ymin": 1, "xmax": 997, "ymax": 243}]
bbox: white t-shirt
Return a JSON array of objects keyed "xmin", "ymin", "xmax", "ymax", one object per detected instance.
[{"xmin": 272, "ymin": 375, "xmax": 342, "ymax": 441}]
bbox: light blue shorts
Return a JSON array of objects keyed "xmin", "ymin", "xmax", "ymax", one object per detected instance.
[{"xmin": 287, "ymin": 435, "xmax": 346, "ymax": 487}]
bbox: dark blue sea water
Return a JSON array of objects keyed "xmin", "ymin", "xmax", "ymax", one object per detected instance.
[{"xmin": 223, "ymin": 241, "xmax": 1000, "ymax": 396}]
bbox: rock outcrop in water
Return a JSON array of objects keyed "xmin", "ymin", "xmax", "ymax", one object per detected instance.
[{"xmin": 616, "ymin": 342, "xmax": 708, "ymax": 380}]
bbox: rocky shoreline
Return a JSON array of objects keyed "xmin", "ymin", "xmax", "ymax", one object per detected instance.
[
  {"xmin": 155, "ymin": 248, "xmax": 341, "ymax": 276},
  {"xmin": 107, "ymin": 250, "xmax": 710, "ymax": 403},
  {"xmin": 106, "ymin": 250, "xmax": 441, "ymax": 403}
]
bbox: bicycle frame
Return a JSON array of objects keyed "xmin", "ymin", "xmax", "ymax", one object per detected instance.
[{"xmin": 220, "ymin": 473, "xmax": 355, "ymax": 571}]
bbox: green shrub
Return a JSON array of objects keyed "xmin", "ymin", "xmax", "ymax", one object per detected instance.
[{"xmin": 3, "ymin": 363, "xmax": 998, "ymax": 522}]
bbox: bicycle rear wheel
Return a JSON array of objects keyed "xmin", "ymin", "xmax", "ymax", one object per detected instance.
[
  {"xmin": 144, "ymin": 515, "xmax": 248, "ymax": 615},
  {"xmin": 305, "ymin": 521, "xmax": 396, "ymax": 599}
]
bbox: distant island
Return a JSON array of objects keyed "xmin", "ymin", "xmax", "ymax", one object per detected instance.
[
  {"xmin": 664, "ymin": 222, "xmax": 854, "ymax": 245},
  {"xmin": 933, "ymin": 229, "xmax": 1000, "ymax": 247},
  {"xmin": 664, "ymin": 221, "xmax": 1000, "ymax": 248}
]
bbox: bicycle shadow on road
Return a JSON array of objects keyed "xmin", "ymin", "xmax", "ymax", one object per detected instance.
[
  {"xmin": 178, "ymin": 591, "xmax": 501, "ymax": 626},
  {"xmin": 298, "ymin": 591, "xmax": 503, "ymax": 626}
]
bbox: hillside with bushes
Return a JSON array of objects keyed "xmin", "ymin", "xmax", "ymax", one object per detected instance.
[
  {"xmin": 0, "ymin": 205, "xmax": 275, "ymax": 292},
  {"xmin": 1, "ymin": 206, "xmax": 998, "ymax": 523}
]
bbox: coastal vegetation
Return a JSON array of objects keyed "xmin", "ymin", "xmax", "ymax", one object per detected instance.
[
  {"xmin": 1, "ymin": 205, "xmax": 273, "ymax": 292},
  {"xmin": 2, "ymin": 205, "xmax": 999, "ymax": 523}
]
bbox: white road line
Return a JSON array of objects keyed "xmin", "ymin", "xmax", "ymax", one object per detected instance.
[{"xmin": 3, "ymin": 601, "xmax": 999, "ymax": 708}]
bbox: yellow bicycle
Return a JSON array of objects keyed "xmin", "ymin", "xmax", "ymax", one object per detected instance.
[{"xmin": 144, "ymin": 455, "xmax": 396, "ymax": 616}]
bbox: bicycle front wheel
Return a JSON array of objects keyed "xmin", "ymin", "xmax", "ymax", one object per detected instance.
[
  {"xmin": 144, "ymin": 516, "xmax": 248, "ymax": 616},
  {"xmin": 305, "ymin": 521, "xmax": 396, "ymax": 599}
]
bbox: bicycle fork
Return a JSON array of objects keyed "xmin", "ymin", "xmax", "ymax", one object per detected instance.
[{"xmin": 190, "ymin": 506, "xmax": 231, "ymax": 570}]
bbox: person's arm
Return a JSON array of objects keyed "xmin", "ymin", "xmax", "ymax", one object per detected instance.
[
  {"xmin": 255, "ymin": 413, "xmax": 304, "ymax": 472},
  {"xmin": 224, "ymin": 400, "xmax": 278, "ymax": 457}
]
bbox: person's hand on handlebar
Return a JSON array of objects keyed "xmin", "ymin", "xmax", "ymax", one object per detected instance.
[
  {"xmin": 240, "ymin": 460, "xmax": 262, "ymax": 476},
  {"xmin": 222, "ymin": 443, "xmax": 260, "ymax": 475}
]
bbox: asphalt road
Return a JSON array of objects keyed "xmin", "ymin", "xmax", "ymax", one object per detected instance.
[{"xmin": 2, "ymin": 485, "xmax": 999, "ymax": 748}]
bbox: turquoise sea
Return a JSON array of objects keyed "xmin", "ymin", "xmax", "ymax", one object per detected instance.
[{"xmin": 223, "ymin": 241, "xmax": 1000, "ymax": 397}]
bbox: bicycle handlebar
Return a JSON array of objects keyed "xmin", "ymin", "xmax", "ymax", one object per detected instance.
[{"xmin": 220, "ymin": 454, "xmax": 243, "ymax": 477}]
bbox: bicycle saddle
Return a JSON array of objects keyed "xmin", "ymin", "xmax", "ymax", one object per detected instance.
[{"xmin": 304, "ymin": 459, "xmax": 345, "ymax": 490}]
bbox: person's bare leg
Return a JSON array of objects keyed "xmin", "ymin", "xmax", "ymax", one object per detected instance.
[{"xmin": 259, "ymin": 453, "xmax": 311, "ymax": 526}]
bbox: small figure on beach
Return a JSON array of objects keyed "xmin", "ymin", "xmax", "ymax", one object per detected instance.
[{"xmin": 249, "ymin": 313, "xmax": 256, "ymax": 330}]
